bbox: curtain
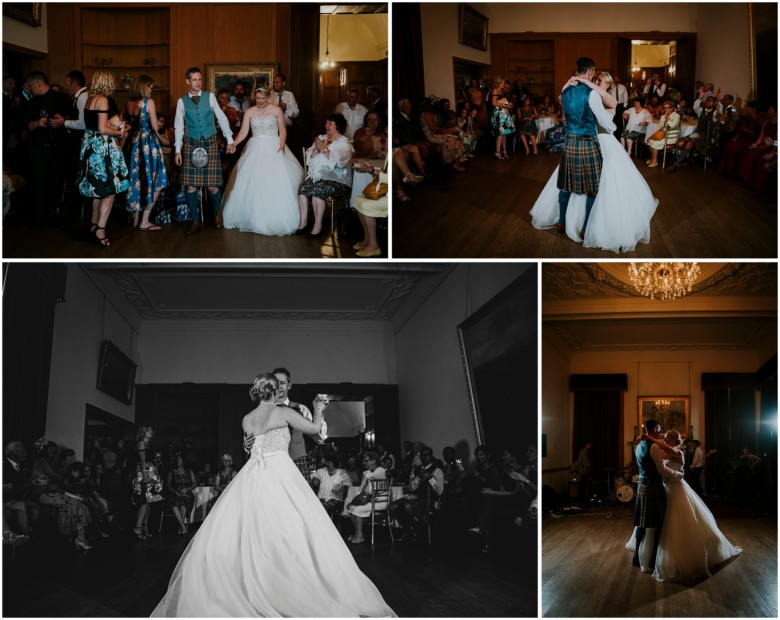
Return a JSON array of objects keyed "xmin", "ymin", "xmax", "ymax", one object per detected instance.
[
  {"xmin": 392, "ymin": 3, "xmax": 425, "ymax": 111},
  {"xmin": 572, "ymin": 390, "xmax": 621, "ymax": 494},
  {"xmin": 704, "ymin": 387, "xmax": 757, "ymax": 495}
]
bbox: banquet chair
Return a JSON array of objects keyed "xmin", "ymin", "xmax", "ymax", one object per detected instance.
[
  {"xmin": 159, "ymin": 506, "xmax": 188, "ymax": 534},
  {"xmin": 662, "ymin": 128, "xmax": 681, "ymax": 170},
  {"xmin": 369, "ymin": 478, "xmax": 394, "ymax": 545}
]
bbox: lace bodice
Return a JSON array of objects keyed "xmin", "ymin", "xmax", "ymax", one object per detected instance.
[
  {"xmin": 250, "ymin": 426, "xmax": 290, "ymax": 461},
  {"xmin": 251, "ymin": 115, "xmax": 280, "ymax": 137}
]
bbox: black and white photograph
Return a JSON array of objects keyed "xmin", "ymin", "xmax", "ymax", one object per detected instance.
[{"xmin": 2, "ymin": 262, "xmax": 537, "ymax": 617}]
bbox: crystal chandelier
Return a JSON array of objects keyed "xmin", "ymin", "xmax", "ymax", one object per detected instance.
[
  {"xmin": 655, "ymin": 399, "xmax": 670, "ymax": 409},
  {"xmin": 628, "ymin": 262, "xmax": 700, "ymax": 300}
]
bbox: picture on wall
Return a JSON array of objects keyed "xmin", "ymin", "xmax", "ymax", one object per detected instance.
[
  {"xmin": 205, "ymin": 62, "xmax": 277, "ymax": 95},
  {"xmin": 638, "ymin": 396, "xmax": 690, "ymax": 437}
]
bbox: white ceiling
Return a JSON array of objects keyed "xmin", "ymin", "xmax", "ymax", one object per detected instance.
[{"xmin": 543, "ymin": 263, "xmax": 777, "ymax": 355}]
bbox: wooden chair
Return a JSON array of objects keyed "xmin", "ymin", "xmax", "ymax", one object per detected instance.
[
  {"xmin": 662, "ymin": 128, "xmax": 681, "ymax": 170},
  {"xmin": 369, "ymin": 478, "xmax": 394, "ymax": 545}
]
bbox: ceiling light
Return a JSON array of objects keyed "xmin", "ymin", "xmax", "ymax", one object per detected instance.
[{"xmin": 628, "ymin": 262, "xmax": 700, "ymax": 300}]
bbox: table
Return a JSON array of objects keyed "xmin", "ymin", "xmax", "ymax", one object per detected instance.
[
  {"xmin": 189, "ymin": 486, "xmax": 217, "ymax": 523},
  {"xmin": 644, "ymin": 119, "xmax": 697, "ymax": 143},
  {"xmin": 536, "ymin": 116, "xmax": 556, "ymax": 142}
]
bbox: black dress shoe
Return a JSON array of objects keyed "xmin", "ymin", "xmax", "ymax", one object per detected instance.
[
  {"xmin": 556, "ymin": 224, "xmax": 565, "ymax": 234},
  {"xmin": 294, "ymin": 226, "xmax": 309, "ymax": 235}
]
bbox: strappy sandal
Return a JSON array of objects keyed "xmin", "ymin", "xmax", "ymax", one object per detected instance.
[
  {"xmin": 394, "ymin": 190, "xmax": 411, "ymax": 202},
  {"xmin": 94, "ymin": 226, "xmax": 110, "ymax": 247}
]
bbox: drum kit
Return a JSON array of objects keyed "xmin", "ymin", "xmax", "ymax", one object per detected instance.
[{"xmin": 604, "ymin": 468, "xmax": 638, "ymax": 504}]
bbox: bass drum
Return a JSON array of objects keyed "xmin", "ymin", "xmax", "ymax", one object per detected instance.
[{"xmin": 616, "ymin": 484, "xmax": 634, "ymax": 503}]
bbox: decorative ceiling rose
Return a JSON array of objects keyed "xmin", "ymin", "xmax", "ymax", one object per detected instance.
[{"xmin": 628, "ymin": 262, "xmax": 701, "ymax": 300}]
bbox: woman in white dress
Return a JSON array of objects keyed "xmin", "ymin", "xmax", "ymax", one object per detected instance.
[
  {"xmin": 152, "ymin": 373, "xmax": 395, "ymax": 617},
  {"xmin": 626, "ymin": 430, "xmax": 742, "ymax": 584},
  {"xmin": 530, "ymin": 71, "xmax": 658, "ymax": 253},
  {"xmin": 345, "ymin": 451, "xmax": 387, "ymax": 544},
  {"xmin": 221, "ymin": 86, "xmax": 304, "ymax": 236}
]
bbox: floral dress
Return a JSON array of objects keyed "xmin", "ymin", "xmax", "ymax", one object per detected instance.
[
  {"xmin": 130, "ymin": 446, "xmax": 164, "ymax": 506},
  {"xmin": 126, "ymin": 98, "xmax": 168, "ymax": 213},
  {"xmin": 31, "ymin": 459, "xmax": 91, "ymax": 537},
  {"xmin": 167, "ymin": 468, "xmax": 196, "ymax": 512},
  {"xmin": 518, "ymin": 106, "xmax": 539, "ymax": 137},
  {"xmin": 78, "ymin": 108, "xmax": 130, "ymax": 198},
  {"xmin": 492, "ymin": 106, "xmax": 515, "ymax": 136}
]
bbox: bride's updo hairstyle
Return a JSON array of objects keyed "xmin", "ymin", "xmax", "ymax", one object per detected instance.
[
  {"xmin": 595, "ymin": 71, "xmax": 614, "ymax": 89},
  {"xmin": 665, "ymin": 430, "xmax": 682, "ymax": 446},
  {"xmin": 249, "ymin": 372, "xmax": 278, "ymax": 403}
]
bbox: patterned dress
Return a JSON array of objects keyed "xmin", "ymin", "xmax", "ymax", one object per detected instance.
[
  {"xmin": 518, "ymin": 106, "xmax": 539, "ymax": 137},
  {"xmin": 492, "ymin": 107, "xmax": 515, "ymax": 136},
  {"xmin": 78, "ymin": 108, "xmax": 130, "ymax": 198},
  {"xmin": 126, "ymin": 98, "xmax": 168, "ymax": 213},
  {"xmin": 130, "ymin": 446, "xmax": 164, "ymax": 506},
  {"xmin": 31, "ymin": 459, "xmax": 91, "ymax": 537},
  {"xmin": 167, "ymin": 468, "xmax": 196, "ymax": 512}
]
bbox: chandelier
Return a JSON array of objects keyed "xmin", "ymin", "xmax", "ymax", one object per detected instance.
[
  {"xmin": 320, "ymin": 15, "xmax": 336, "ymax": 70},
  {"xmin": 631, "ymin": 41, "xmax": 640, "ymax": 73},
  {"xmin": 655, "ymin": 399, "xmax": 670, "ymax": 409},
  {"xmin": 628, "ymin": 262, "xmax": 700, "ymax": 300}
]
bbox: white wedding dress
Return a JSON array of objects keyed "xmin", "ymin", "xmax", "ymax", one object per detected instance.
[
  {"xmin": 152, "ymin": 427, "xmax": 396, "ymax": 617},
  {"xmin": 530, "ymin": 127, "xmax": 659, "ymax": 252},
  {"xmin": 222, "ymin": 115, "xmax": 303, "ymax": 236},
  {"xmin": 625, "ymin": 451, "xmax": 742, "ymax": 584}
]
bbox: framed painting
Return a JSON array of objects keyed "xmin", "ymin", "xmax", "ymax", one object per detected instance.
[
  {"xmin": 97, "ymin": 340, "xmax": 137, "ymax": 405},
  {"xmin": 638, "ymin": 397, "xmax": 690, "ymax": 437},
  {"xmin": 457, "ymin": 267, "xmax": 537, "ymax": 447},
  {"xmin": 3, "ymin": 3, "xmax": 42, "ymax": 27},
  {"xmin": 205, "ymin": 63, "xmax": 277, "ymax": 95},
  {"xmin": 459, "ymin": 4, "xmax": 488, "ymax": 51}
]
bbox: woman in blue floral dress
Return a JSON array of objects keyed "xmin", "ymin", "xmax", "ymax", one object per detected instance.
[
  {"xmin": 124, "ymin": 75, "xmax": 168, "ymax": 230},
  {"xmin": 78, "ymin": 69, "xmax": 130, "ymax": 246}
]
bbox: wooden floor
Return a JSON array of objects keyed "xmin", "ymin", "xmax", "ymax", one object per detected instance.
[
  {"xmin": 393, "ymin": 149, "xmax": 777, "ymax": 258},
  {"xmin": 542, "ymin": 500, "xmax": 777, "ymax": 617},
  {"xmin": 1, "ymin": 209, "xmax": 376, "ymax": 260},
  {"xmin": 3, "ymin": 520, "xmax": 535, "ymax": 617}
]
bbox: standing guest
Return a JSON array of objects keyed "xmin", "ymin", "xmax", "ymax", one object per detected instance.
[
  {"xmin": 574, "ymin": 442, "xmax": 591, "ymax": 500},
  {"xmin": 297, "ymin": 114, "xmax": 353, "ymax": 238},
  {"xmin": 609, "ymin": 73, "xmax": 629, "ymax": 139},
  {"xmin": 491, "ymin": 79, "xmax": 513, "ymax": 160},
  {"xmin": 346, "ymin": 451, "xmax": 386, "ymax": 544},
  {"xmin": 511, "ymin": 78, "xmax": 530, "ymax": 106},
  {"xmin": 517, "ymin": 97, "xmax": 540, "ymax": 155},
  {"xmin": 228, "ymin": 80, "xmax": 251, "ymax": 128},
  {"xmin": 22, "ymin": 70, "xmax": 72, "ymax": 229},
  {"xmin": 352, "ymin": 111, "xmax": 386, "ymax": 158},
  {"xmin": 129, "ymin": 426, "xmax": 164, "ymax": 540},
  {"xmin": 173, "ymin": 66, "xmax": 235, "ymax": 235},
  {"xmin": 621, "ymin": 98, "xmax": 652, "ymax": 155},
  {"xmin": 335, "ymin": 88, "xmax": 368, "ymax": 140},
  {"xmin": 124, "ymin": 74, "xmax": 168, "ymax": 231},
  {"xmin": 365, "ymin": 85, "xmax": 387, "ymax": 124},
  {"xmin": 63, "ymin": 70, "xmax": 88, "ymax": 213},
  {"xmin": 271, "ymin": 73, "xmax": 299, "ymax": 128},
  {"xmin": 718, "ymin": 94, "xmax": 740, "ymax": 145},
  {"xmin": 389, "ymin": 446, "xmax": 444, "ymax": 542},
  {"xmin": 216, "ymin": 89, "xmax": 239, "ymax": 136},
  {"xmin": 468, "ymin": 78, "xmax": 488, "ymax": 129},
  {"xmin": 77, "ymin": 69, "xmax": 130, "ymax": 246},
  {"xmin": 718, "ymin": 100, "xmax": 761, "ymax": 176},
  {"xmin": 166, "ymin": 455, "xmax": 197, "ymax": 535},
  {"xmin": 643, "ymin": 74, "xmax": 666, "ymax": 102}
]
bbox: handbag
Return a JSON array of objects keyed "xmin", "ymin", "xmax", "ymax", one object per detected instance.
[
  {"xmin": 337, "ymin": 205, "xmax": 362, "ymax": 240},
  {"xmin": 650, "ymin": 129, "xmax": 666, "ymax": 141},
  {"xmin": 348, "ymin": 492, "xmax": 371, "ymax": 507},
  {"xmin": 362, "ymin": 176, "xmax": 388, "ymax": 201}
]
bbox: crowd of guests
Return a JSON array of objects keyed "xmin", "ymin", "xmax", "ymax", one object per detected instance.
[{"xmin": 2, "ymin": 67, "xmax": 389, "ymax": 253}]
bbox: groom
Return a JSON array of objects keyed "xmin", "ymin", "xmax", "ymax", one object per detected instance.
[
  {"xmin": 174, "ymin": 66, "xmax": 236, "ymax": 235},
  {"xmin": 557, "ymin": 57, "xmax": 616, "ymax": 239},
  {"xmin": 633, "ymin": 419, "xmax": 683, "ymax": 571}
]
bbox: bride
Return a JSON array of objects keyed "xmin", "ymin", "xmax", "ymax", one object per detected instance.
[
  {"xmin": 221, "ymin": 86, "xmax": 304, "ymax": 236},
  {"xmin": 626, "ymin": 430, "xmax": 742, "ymax": 584},
  {"xmin": 152, "ymin": 373, "xmax": 395, "ymax": 617},
  {"xmin": 530, "ymin": 71, "xmax": 658, "ymax": 253}
]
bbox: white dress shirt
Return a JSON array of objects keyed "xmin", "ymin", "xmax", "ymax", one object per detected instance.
[
  {"xmin": 610, "ymin": 83, "xmax": 628, "ymax": 107},
  {"xmin": 272, "ymin": 90, "xmax": 299, "ymax": 126},
  {"xmin": 280, "ymin": 397, "xmax": 327, "ymax": 441},
  {"xmin": 334, "ymin": 102, "xmax": 368, "ymax": 139},
  {"xmin": 173, "ymin": 90, "xmax": 234, "ymax": 154},
  {"xmin": 691, "ymin": 446, "xmax": 705, "ymax": 469},
  {"xmin": 64, "ymin": 86, "xmax": 88, "ymax": 132},
  {"xmin": 625, "ymin": 107, "xmax": 652, "ymax": 132}
]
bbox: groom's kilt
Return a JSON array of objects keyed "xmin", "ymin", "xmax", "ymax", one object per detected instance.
[
  {"xmin": 180, "ymin": 135, "xmax": 223, "ymax": 187},
  {"xmin": 634, "ymin": 478, "xmax": 666, "ymax": 528},
  {"xmin": 557, "ymin": 134, "xmax": 602, "ymax": 195}
]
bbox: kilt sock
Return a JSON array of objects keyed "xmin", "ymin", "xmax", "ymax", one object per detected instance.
[
  {"xmin": 558, "ymin": 190, "xmax": 571, "ymax": 224},
  {"xmin": 185, "ymin": 190, "xmax": 200, "ymax": 222},
  {"xmin": 209, "ymin": 188, "xmax": 223, "ymax": 214},
  {"xmin": 582, "ymin": 194, "xmax": 596, "ymax": 231}
]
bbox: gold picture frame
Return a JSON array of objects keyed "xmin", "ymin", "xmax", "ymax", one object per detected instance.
[
  {"xmin": 3, "ymin": 3, "xmax": 43, "ymax": 27},
  {"xmin": 205, "ymin": 63, "xmax": 277, "ymax": 95},
  {"xmin": 638, "ymin": 396, "xmax": 690, "ymax": 438}
]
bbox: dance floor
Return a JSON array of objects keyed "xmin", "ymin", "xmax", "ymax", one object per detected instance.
[
  {"xmin": 542, "ymin": 499, "xmax": 777, "ymax": 617},
  {"xmin": 393, "ymin": 148, "xmax": 777, "ymax": 259},
  {"xmin": 2, "ymin": 519, "xmax": 535, "ymax": 617}
]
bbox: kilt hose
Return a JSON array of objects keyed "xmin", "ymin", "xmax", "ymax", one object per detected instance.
[
  {"xmin": 634, "ymin": 478, "xmax": 666, "ymax": 529},
  {"xmin": 180, "ymin": 135, "xmax": 223, "ymax": 188},
  {"xmin": 557, "ymin": 134, "xmax": 603, "ymax": 195}
]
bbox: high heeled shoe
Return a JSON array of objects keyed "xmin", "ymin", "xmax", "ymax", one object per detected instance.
[
  {"xmin": 133, "ymin": 527, "xmax": 146, "ymax": 540},
  {"xmin": 74, "ymin": 538, "xmax": 94, "ymax": 550},
  {"xmin": 94, "ymin": 226, "xmax": 110, "ymax": 247}
]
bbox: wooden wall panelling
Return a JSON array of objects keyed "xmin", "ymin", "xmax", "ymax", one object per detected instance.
[
  {"xmin": 46, "ymin": 3, "xmax": 77, "ymax": 86},
  {"xmin": 212, "ymin": 3, "xmax": 277, "ymax": 62}
]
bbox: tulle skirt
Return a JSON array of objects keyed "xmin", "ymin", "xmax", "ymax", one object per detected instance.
[{"xmin": 152, "ymin": 449, "xmax": 396, "ymax": 617}]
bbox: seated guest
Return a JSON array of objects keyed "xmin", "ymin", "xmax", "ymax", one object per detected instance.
[
  {"xmin": 738, "ymin": 103, "xmax": 777, "ymax": 193},
  {"xmin": 646, "ymin": 102, "xmax": 681, "ymax": 168},
  {"xmin": 675, "ymin": 96, "xmax": 720, "ymax": 167},
  {"xmin": 441, "ymin": 446, "xmax": 466, "ymax": 506},
  {"xmin": 344, "ymin": 455, "xmax": 361, "ymax": 486},
  {"xmin": 352, "ymin": 111, "xmax": 386, "ymax": 158},
  {"xmin": 538, "ymin": 95, "xmax": 556, "ymax": 116},
  {"xmin": 352, "ymin": 157, "xmax": 387, "ymax": 258},
  {"xmin": 646, "ymin": 96, "xmax": 662, "ymax": 117},
  {"xmin": 214, "ymin": 453, "xmax": 238, "ymax": 496},
  {"xmin": 393, "ymin": 98, "xmax": 429, "ymax": 175},
  {"xmin": 166, "ymin": 455, "xmax": 197, "ymax": 535},
  {"xmin": 677, "ymin": 99, "xmax": 694, "ymax": 119},
  {"xmin": 376, "ymin": 443, "xmax": 396, "ymax": 471},
  {"xmin": 197, "ymin": 462, "xmax": 215, "ymax": 486},
  {"xmin": 381, "ymin": 456, "xmax": 402, "ymax": 484},
  {"xmin": 315, "ymin": 453, "xmax": 351, "ymax": 517},
  {"xmin": 82, "ymin": 462, "xmax": 115, "ymax": 530},
  {"xmin": 56, "ymin": 448, "xmax": 77, "ymax": 480},
  {"xmin": 516, "ymin": 97, "xmax": 539, "ymax": 155},
  {"xmin": 298, "ymin": 113, "xmax": 352, "ymax": 238},
  {"xmin": 30, "ymin": 437, "xmax": 93, "ymax": 549},
  {"xmin": 334, "ymin": 88, "xmax": 367, "ymax": 140},
  {"xmin": 420, "ymin": 97, "xmax": 466, "ymax": 171},
  {"xmin": 63, "ymin": 461, "xmax": 110, "ymax": 538},
  {"xmin": 456, "ymin": 106, "xmax": 479, "ymax": 157},
  {"xmin": 436, "ymin": 98, "xmax": 453, "ymax": 128},
  {"xmin": 694, "ymin": 83, "xmax": 723, "ymax": 116},
  {"xmin": 3, "ymin": 441, "xmax": 37, "ymax": 538},
  {"xmin": 389, "ymin": 446, "xmax": 444, "ymax": 541},
  {"xmin": 544, "ymin": 111, "xmax": 567, "ymax": 154},
  {"xmin": 621, "ymin": 98, "xmax": 652, "ymax": 155},
  {"xmin": 345, "ymin": 451, "xmax": 386, "ymax": 544}
]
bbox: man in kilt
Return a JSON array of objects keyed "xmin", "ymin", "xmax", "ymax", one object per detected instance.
[
  {"xmin": 243, "ymin": 367, "xmax": 327, "ymax": 487},
  {"xmin": 174, "ymin": 67, "xmax": 235, "ymax": 235},
  {"xmin": 633, "ymin": 419, "xmax": 683, "ymax": 571},
  {"xmin": 557, "ymin": 57, "xmax": 616, "ymax": 239}
]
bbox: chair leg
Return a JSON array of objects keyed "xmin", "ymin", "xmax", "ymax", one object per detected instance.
[{"xmin": 371, "ymin": 512, "xmax": 375, "ymax": 545}]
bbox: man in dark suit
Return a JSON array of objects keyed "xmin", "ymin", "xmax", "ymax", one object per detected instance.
[
  {"xmin": 3, "ymin": 441, "xmax": 37, "ymax": 538},
  {"xmin": 393, "ymin": 98, "xmax": 429, "ymax": 178}
]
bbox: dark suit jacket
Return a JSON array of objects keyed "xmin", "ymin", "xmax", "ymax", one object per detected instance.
[
  {"xmin": 393, "ymin": 112, "xmax": 426, "ymax": 146},
  {"xmin": 3, "ymin": 457, "xmax": 33, "ymax": 501}
]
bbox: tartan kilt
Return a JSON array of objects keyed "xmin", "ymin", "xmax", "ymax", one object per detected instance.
[
  {"xmin": 633, "ymin": 479, "xmax": 666, "ymax": 528},
  {"xmin": 293, "ymin": 455, "xmax": 314, "ymax": 479},
  {"xmin": 180, "ymin": 135, "xmax": 223, "ymax": 187},
  {"xmin": 557, "ymin": 134, "xmax": 602, "ymax": 195}
]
